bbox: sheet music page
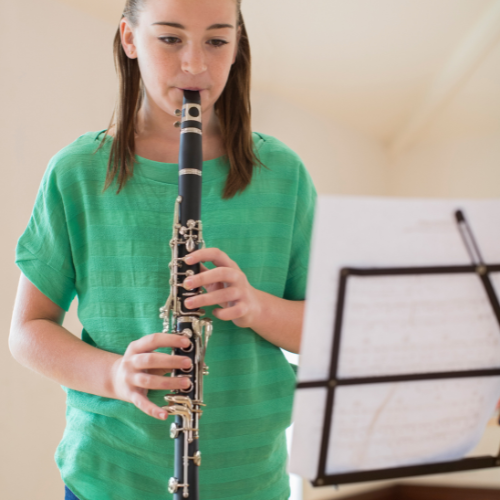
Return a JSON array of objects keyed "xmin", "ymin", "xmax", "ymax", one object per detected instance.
[{"xmin": 289, "ymin": 196, "xmax": 500, "ymax": 480}]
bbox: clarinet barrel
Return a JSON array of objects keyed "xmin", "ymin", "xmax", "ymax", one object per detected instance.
[{"xmin": 159, "ymin": 90, "xmax": 213, "ymax": 500}]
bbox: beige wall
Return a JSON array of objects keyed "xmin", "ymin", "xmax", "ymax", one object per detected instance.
[
  {"xmin": 388, "ymin": 40, "xmax": 500, "ymax": 199},
  {"xmin": 389, "ymin": 132, "xmax": 500, "ymax": 198},
  {"xmin": 2, "ymin": 1, "xmax": 500, "ymax": 500},
  {"xmin": 251, "ymin": 89, "xmax": 390, "ymax": 197},
  {"xmin": 2, "ymin": 1, "xmax": 119, "ymax": 498}
]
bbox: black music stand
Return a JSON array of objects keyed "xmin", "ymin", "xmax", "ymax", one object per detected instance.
[{"xmin": 297, "ymin": 210, "xmax": 500, "ymax": 487}]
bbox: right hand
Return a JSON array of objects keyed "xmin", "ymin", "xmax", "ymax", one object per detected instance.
[{"xmin": 111, "ymin": 333, "xmax": 193, "ymax": 420}]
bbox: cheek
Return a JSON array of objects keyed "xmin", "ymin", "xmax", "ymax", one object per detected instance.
[
  {"xmin": 138, "ymin": 44, "xmax": 178, "ymax": 87},
  {"xmin": 209, "ymin": 52, "xmax": 235, "ymax": 87}
]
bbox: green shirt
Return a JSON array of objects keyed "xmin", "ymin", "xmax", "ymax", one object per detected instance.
[{"xmin": 15, "ymin": 130, "xmax": 316, "ymax": 500}]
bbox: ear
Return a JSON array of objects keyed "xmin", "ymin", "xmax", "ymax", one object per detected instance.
[
  {"xmin": 232, "ymin": 26, "xmax": 242, "ymax": 65},
  {"xmin": 120, "ymin": 17, "xmax": 138, "ymax": 59}
]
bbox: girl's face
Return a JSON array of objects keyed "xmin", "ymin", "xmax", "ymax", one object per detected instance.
[{"xmin": 121, "ymin": 0, "xmax": 240, "ymax": 117}]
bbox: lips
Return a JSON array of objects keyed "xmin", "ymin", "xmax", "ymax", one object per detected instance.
[{"xmin": 179, "ymin": 87, "xmax": 204, "ymax": 91}]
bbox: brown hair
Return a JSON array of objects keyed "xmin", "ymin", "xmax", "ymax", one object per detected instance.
[{"xmin": 97, "ymin": 0, "xmax": 260, "ymax": 198}]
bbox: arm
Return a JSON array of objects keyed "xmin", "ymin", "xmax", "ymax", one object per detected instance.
[
  {"xmin": 9, "ymin": 273, "xmax": 192, "ymax": 420},
  {"xmin": 250, "ymin": 290, "xmax": 304, "ymax": 354},
  {"xmin": 10, "ymin": 274, "xmax": 120, "ymax": 398}
]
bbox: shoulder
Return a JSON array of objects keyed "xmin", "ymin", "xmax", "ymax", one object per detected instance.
[
  {"xmin": 43, "ymin": 130, "xmax": 107, "ymax": 187},
  {"xmin": 49, "ymin": 130, "xmax": 105, "ymax": 171},
  {"xmin": 252, "ymin": 132, "xmax": 303, "ymax": 167},
  {"xmin": 251, "ymin": 132, "xmax": 314, "ymax": 188}
]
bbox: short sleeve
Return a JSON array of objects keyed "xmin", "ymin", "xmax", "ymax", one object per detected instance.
[
  {"xmin": 283, "ymin": 161, "xmax": 317, "ymax": 301},
  {"xmin": 15, "ymin": 158, "xmax": 77, "ymax": 311}
]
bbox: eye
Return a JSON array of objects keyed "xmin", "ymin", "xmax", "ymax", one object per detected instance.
[
  {"xmin": 160, "ymin": 36, "xmax": 181, "ymax": 45},
  {"xmin": 208, "ymin": 39, "xmax": 229, "ymax": 48}
]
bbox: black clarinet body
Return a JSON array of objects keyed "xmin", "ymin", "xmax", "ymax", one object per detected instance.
[{"xmin": 160, "ymin": 90, "xmax": 212, "ymax": 500}]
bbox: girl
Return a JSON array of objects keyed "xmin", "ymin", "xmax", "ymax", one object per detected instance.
[{"xmin": 10, "ymin": 0, "xmax": 316, "ymax": 499}]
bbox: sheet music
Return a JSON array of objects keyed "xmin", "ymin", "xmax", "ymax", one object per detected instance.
[
  {"xmin": 289, "ymin": 196, "xmax": 500, "ymax": 480},
  {"xmin": 327, "ymin": 378, "xmax": 500, "ymax": 474},
  {"xmin": 339, "ymin": 274, "xmax": 500, "ymax": 378}
]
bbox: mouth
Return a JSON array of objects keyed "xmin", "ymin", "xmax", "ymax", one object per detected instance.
[{"xmin": 178, "ymin": 87, "xmax": 204, "ymax": 92}]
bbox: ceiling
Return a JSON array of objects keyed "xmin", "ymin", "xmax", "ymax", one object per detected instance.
[{"xmin": 54, "ymin": 0, "xmax": 500, "ymax": 146}]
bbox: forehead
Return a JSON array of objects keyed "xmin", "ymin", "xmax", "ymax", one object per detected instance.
[{"xmin": 141, "ymin": 0, "xmax": 238, "ymax": 28}]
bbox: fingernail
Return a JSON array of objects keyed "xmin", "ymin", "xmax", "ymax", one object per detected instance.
[
  {"xmin": 181, "ymin": 338, "xmax": 190, "ymax": 347},
  {"xmin": 182, "ymin": 358, "xmax": 192, "ymax": 368},
  {"xmin": 182, "ymin": 378, "xmax": 191, "ymax": 388},
  {"xmin": 185, "ymin": 298, "xmax": 194, "ymax": 307},
  {"xmin": 184, "ymin": 279, "xmax": 193, "ymax": 290},
  {"xmin": 161, "ymin": 412, "xmax": 168, "ymax": 420},
  {"xmin": 184, "ymin": 255, "xmax": 193, "ymax": 264}
]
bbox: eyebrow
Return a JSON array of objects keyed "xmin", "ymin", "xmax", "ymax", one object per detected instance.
[{"xmin": 151, "ymin": 22, "xmax": 234, "ymax": 30}]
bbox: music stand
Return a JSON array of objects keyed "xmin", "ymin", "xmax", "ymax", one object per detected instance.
[{"xmin": 295, "ymin": 210, "xmax": 500, "ymax": 487}]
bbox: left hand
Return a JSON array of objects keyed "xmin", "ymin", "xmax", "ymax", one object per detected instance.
[{"xmin": 182, "ymin": 248, "xmax": 261, "ymax": 329}]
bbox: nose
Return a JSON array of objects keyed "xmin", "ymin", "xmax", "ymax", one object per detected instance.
[{"xmin": 181, "ymin": 43, "xmax": 207, "ymax": 76}]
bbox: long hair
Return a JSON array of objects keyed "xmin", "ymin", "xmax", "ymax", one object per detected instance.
[{"xmin": 96, "ymin": 0, "xmax": 260, "ymax": 198}]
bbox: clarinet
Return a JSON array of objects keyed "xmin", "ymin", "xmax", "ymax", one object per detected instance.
[{"xmin": 159, "ymin": 90, "xmax": 213, "ymax": 500}]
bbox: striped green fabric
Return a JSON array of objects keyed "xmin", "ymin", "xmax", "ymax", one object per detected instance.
[{"xmin": 15, "ymin": 130, "xmax": 316, "ymax": 500}]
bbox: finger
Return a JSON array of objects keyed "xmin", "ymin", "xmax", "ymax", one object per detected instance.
[
  {"xmin": 148, "ymin": 368, "xmax": 170, "ymax": 377},
  {"xmin": 184, "ymin": 267, "xmax": 238, "ymax": 291},
  {"xmin": 199, "ymin": 263, "xmax": 211, "ymax": 291},
  {"xmin": 213, "ymin": 303, "xmax": 248, "ymax": 322},
  {"xmin": 126, "ymin": 333, "xmax": 190, "ymax": 356},
  {"xmin": 132, "ymin": 353, "xmax": 192, "ymax": 371},
  {"xmin": 184, "ymin": 248, "xmax": 239, "ymax": 269},
  {"xmin": 185, "ymin": 286, "xmax": 240, "ymax": 309},
  {"xmin": 133, "ymin": 373, "xmax": 192, "ymax": 391},
  {"xmin": 130, "ymin": 392, "xmax": 170, "ymax": 420},
  {"xmin": 203, "ymin": 281, "xmax": 225, "ymax": 294}
]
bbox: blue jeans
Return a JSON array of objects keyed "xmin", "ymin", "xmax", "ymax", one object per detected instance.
[{"xmin": 65, "ymin": 486, "xmax": 80, "ymax": 500}]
